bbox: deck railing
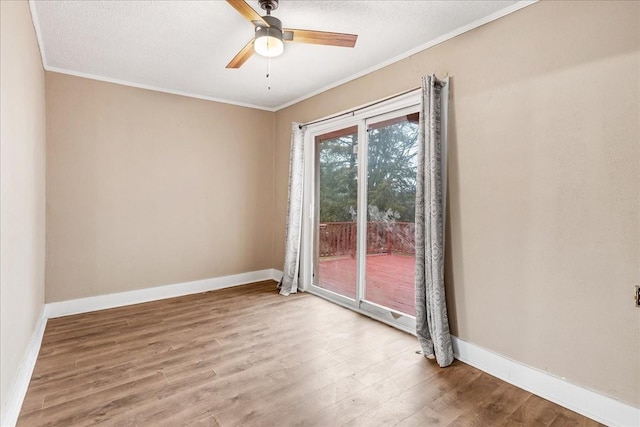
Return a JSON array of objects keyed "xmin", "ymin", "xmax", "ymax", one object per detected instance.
[{"xmin": 318, "ymin": 222, "xmax": 415, "ymax": 257}]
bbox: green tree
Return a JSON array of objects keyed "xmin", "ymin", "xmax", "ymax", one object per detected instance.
[
  {"xmin": 318, "ymin": 118, "xmax": 419, "ymax": 223},
  {"xmin": 318, "ymin": 132, "xmax": 357, "ymax": 222},
  {"xmin": 367, "ymin": 120, "xmax": 418, "ymax": 222}
]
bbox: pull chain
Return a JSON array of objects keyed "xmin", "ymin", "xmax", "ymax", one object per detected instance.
[{"xmin": 266, "ymin": 57, "xmax": 271, "ymax": 91}]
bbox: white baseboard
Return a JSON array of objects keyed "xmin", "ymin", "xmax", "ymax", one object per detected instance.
[
  {"xmin": 305, "ymin": 283, "xmax": 638, "ymax": 425},
  {"xmin": 1, "ymin": 308, "xmax": 48, "ymax": 427},
  {"xmin": 451, "ymin": 336, "xmax": 639, "ymax": 427},
  {"xmin": 2, "ymin": 269, "xmax": 281, "ymax": 426},
  {"xmin": 269, "ymin": 269, "xmax": 283, "ymax": 282},
  {"xmin": 45, "ymin": 268, "xmax": 281, "ymax": 318},
  {"xmin": 7, "ymin": 272, "xmax": 636, "ymax": 427}
]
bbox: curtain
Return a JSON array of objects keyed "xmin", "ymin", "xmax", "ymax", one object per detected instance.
[
  {"xmin": 278, "ymin": 123, "xmax": 305, "ymax": 296},
  {"xmin": 415, "ymin": 75, "xmax": 454, "ymax": 367}
]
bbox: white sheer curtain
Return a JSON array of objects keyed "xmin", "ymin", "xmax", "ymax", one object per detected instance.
[
  {"xmin": 278, "ymin": 123, "xmax": 305, "ymax": 296},
  {"xmin": 415, "ymin": 75, "xmax": 454, "ymax": 367}
]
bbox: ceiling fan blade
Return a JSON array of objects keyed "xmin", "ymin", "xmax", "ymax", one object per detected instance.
[
  {"xmin": 226, "ymin": 0, "xmax": 269, "ymax": 27},
  {"xmin": 226, "ymin": 39, "xmax": 255, "ymax": 68},
  {"xmin": 283, "ymin": 29, "xmax": 357, "ymax": 47}
]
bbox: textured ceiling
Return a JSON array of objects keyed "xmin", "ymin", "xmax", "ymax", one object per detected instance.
[{"xmin": 31, "ymin": 0, "xmax": 532, "ymax": 111}]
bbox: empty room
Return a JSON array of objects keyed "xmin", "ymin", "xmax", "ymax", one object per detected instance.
[{"xmin": 1, "ymin": 0, "xmax": 638, "ymax": 426}]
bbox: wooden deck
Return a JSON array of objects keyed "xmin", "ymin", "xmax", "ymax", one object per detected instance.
[
  {"xmin": 17, "ymin": 281, "xmax": 602, "ymax": 426},
  {"xmin": 318, "ymin": 254, "xmax": 416, "ymax": 316}
]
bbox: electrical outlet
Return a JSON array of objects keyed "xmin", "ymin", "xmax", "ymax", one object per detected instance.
[{"xmin": 636, "ymin": 286, "xmax": 640, "ymax": 308}]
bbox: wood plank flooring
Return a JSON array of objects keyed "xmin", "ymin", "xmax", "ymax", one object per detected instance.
[{"xmin": 18, "ymin": 281, "xmax": 601, "ymax": 426}]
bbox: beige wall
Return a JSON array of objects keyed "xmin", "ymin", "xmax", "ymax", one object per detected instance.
[
  {"xmin": 0, "ymin": 0, "xmax": 47, "ymax": 418},
  {"xmin": 274, "ymin": 1, "xmax": 640, "ymax": 407},
  {"xmin": 3, "ymin": 0, "xmax": 637, "ymax": 415},
  {"xmin": 45, "ymin": 73, "xmax": 275, "ymax": 302}
]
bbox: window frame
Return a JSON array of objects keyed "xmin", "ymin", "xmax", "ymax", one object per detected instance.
[{"xmin": 300, "ymin": 89, "xmax": 421, "ymax": 334}]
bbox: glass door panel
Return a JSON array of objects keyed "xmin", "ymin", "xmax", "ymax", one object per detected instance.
[
  {"xmin": 315, "ymin": 126, "xmax": 358, "ymax": 300},
  {"xmin": 364, "ymin": 112, "xmax": 419, "ymax": 315}
]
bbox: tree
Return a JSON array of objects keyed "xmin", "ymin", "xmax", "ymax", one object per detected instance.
[
  {"xmin": 318, "ymin": 132, "xmax": 358, "ymax": 222},
  {"xmin": 318, "ymin": 119, "xmax": 419, "ymax": 223},
  {"xmin": 367, "ymin": 120, "xmax": 418, "ymax": 222}
]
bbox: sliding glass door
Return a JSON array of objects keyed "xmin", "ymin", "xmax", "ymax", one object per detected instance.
[
  {"xmin": 308, "ymin": 100, "xmax": 420, "ymax": 330},
  {"xmin": 315, "ymin": 126, "xmax": 358, "ymax": 301},
  {"xmin": 363, "ymin": 112, "xmax": 419, "ymax": 317}
]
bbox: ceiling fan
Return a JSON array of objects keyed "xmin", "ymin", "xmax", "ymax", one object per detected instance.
[{"xmin": 225, "ymin": 0, "xmax": 358, "ymax": 68}]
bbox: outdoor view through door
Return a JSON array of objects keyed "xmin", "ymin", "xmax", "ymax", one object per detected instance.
[
  {"xmin": 315, "ymin": 111, "xmax": 419, "ymax": 317},
  {"xmin": 315, "ymin": 126, "xmax": 359, "ymax": 300}
]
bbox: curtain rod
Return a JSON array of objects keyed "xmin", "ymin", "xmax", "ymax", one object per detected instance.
[{"xmin": 298, "ymin": 86, "xmax": 421, "ymax": 129}]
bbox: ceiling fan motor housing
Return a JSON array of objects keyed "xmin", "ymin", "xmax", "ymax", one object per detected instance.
[{"xmin": 255, "ymin": 15, "xmax": 283, "ymax": 42}]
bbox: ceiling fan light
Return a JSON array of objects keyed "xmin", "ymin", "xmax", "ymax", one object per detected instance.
[{"xmin": 254, "ymin": 29, "xmax": 284, "ymax": 57}]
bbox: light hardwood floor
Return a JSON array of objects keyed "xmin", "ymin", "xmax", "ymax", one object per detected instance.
[{"xmin": 18, "ymin": 281, "xmax": 601, "ymax": 426}]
